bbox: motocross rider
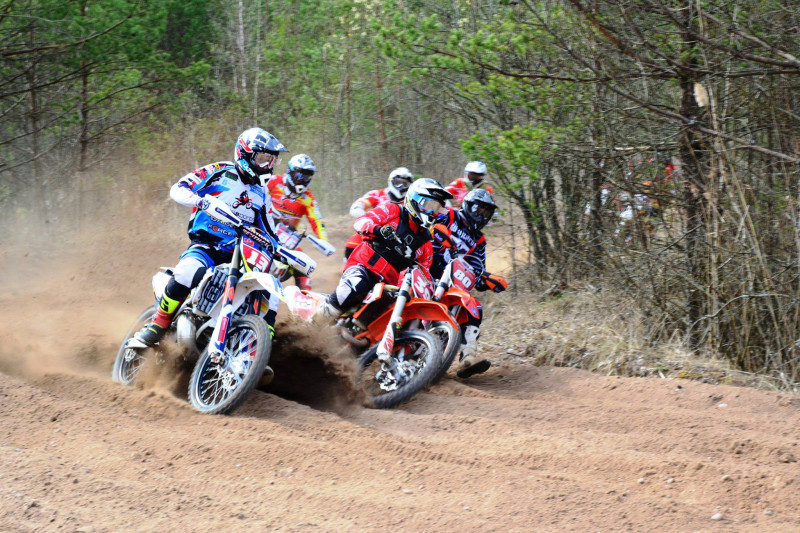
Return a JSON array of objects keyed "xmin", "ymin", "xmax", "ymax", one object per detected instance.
[
  {"xmin": 430, "ymin": 188, "xmax": 507, "ymax": 378},
  {"xmin": 316, "ymin": 178, "xmax": 453, "ymax": 319},
  {"xmin": 445, "ymin": 161, "xmax": 495, "ymax": 208},
  {"xmin": 132, "ymin": 127, "xmax": 287, "ymax": 349},
  {"xmin": 344, "ymin": 167, "xmax": 415, "ymax": 260},
  {"xmin": 267, "ymin": 153, "xmax": 332, "ymax": 290}
]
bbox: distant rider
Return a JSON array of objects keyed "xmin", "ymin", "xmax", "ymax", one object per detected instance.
[
  {"xmin": 267, "ymin": 154, "xmax": 332, "ymax": 290},
  {"xmin": 344, "ymin": 167, "xmax": 415, "ymax": 260},
  {"xmin": 316, "ymin": 178, "xmax": 453, "ymax": 319},
  {"xmin": 431, "ymin": 188, "xmax": 506, "ymax": 378},
  {"xmin": 132, "ymin": 127, "xmax": 287, "ymax": 347},
  {"xmin": 445, "ymin": 161, "xmax": 495, "ymax": 208}
]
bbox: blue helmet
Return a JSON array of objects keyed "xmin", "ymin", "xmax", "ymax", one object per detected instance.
[
  {"xmin": 234, "ymin": 128, "xmax": 288, "ymax": 182},
  {"xmin": 404, "ymin": 178, "xmax": 453, "ymax": 228}
]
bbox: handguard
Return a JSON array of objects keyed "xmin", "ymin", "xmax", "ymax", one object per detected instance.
[
  {"xmin": 479, "ymin": 272, "xmax": 508, "ymax": 293},
  {"xmin": 276, "ymin": 246, "xmax": 317, "ymax": 277}
]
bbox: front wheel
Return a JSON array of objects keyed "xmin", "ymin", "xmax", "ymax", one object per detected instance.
[
  {"xmin": 187, "ymin": 315, "xmax": 272, "ymax": 415},
  {"xmin": 427, "ymin": 319, "xmax": 462, "ymax": 384},
  {"xmin": 111, "ymin": 306, "xmax": 156, "ymax": 386},
  {"xmin": 355, "ymin": 329, "xmax": 441, "ymax": 409}
]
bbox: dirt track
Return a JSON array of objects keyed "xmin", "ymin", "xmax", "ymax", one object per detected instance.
[{"xmin": 2, "ymin": 212, "xmax": 800, "ymax": 532}]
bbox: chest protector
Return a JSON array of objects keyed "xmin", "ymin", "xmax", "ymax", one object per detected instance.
[{"xmin": 349, "ymin": 210, "xmax": 430, "ymax": 283}]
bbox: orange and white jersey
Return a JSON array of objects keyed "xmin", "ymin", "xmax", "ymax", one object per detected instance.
[{"xmin": 266, "ymin": 174, "xmax": 328, "ymax": 240}]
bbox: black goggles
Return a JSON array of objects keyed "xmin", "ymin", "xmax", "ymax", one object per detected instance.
[
  {"xmin": 290, "ymin": 170, "xmax": 313, "ymax": 185},
  {"xmin": 468, "ymin": 202, "xmax": 494, "ymax": 219},
  {"xmin": 390, "ymin": 176, "xmax": 412, "ymax": 189}
]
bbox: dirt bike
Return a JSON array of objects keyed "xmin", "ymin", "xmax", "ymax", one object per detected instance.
[
  {"xmin": 113, "ymin": 208, "xmax": 316, "ymax": 415},
  {"xmin": 286, "ymin": 252, "xmax": 456, "ymax": 409},
  {"xmin": 427, "ymin": 257, "xmax": 482, "ymax": 383},
  {"xmin": 270, "ymin": 222, "xmax": 335, "ymax": 283},
  {"xmin": 426, "ymin": 226, "xmax": 509, "ymax": 383}
]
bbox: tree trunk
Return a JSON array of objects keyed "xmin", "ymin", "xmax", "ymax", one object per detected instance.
[{"xmin": 678, "ymin": 4, "xmax": 708, "ymax": 350}]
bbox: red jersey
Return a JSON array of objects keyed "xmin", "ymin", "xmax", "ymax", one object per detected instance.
[
  {"xmin": 445, "ymin": 178, "xmax": 495, "ymax": 207},
  {"xmin": 350, "ymin": 187, "xmax": 392, "ymax": 217},
  {"xmin": 346, "ymin": 202, "xmax": 433, "ymax": 285},
  {"xmin": 267, "ymin": 174, "xmax": 328, "ymax": 240}
]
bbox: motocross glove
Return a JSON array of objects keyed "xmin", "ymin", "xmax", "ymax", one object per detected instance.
[
  {"xmin": 198, "ymin": 196, "xmax": 243, "ymax": 228},
  {"xmin": 477, "ymin": 272, "xmax": 508, "ymax": 293},
  {"xmin": 377, "ymin": 224, "xmax": 399, "ymax": 243}
]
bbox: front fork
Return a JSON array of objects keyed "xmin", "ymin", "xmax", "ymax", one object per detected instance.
[
  {"xmin": 375, "ymin": 271, "xmax": 412, "ymax": 363},
  {"xmin": 208, "ymin": 245, "xmax": 242, "ymax": 363}
]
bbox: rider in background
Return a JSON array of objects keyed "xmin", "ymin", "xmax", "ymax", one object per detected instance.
[
  {"xmin": 431, "ymin": 188, "xmax": 506, "ymax": 378},
  {"xmin": 316, "ymin": 178, "xmax": 453, "ymax": 319},
  {"xmin": 133, "ymin": 127, "xmax": 287, "ymax": 347},
  {"xmin": 344, "ymin": 167, "xmax": 415, "ymax": 260},
  {"xmin": 267, "ymin": 154, "xmax": 331, "ymax": 290},
  {"xmin": 445, "ymin": 161, "xmax": 495, "ymax": 208}
]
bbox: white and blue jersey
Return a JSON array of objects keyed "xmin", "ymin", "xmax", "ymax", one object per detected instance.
[{"xmin": 170, "ymin": 161, "xmax": 273, "ymax": 252}]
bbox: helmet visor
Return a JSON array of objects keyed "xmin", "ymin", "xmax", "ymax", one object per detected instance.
[
  {"xmin": 254, "ymin": 152, "xmax": 277, "ymax": 169},
  {"xmin": 467, "ymin": 202, "xmax": 494, "ymax": 221}
]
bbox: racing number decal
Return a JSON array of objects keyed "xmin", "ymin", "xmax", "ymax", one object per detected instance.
[
  {"xmin": 246, "ymin": 249, "xmax": 270, "ymax": 272},
  {"xmin": 453, "ymin": 268, "xmax": 474, "ymax": 290}
]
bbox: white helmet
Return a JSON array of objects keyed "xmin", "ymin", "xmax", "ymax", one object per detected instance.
[
  {"xmin": 464, "ymin": 161, "xmax": 487, "ymax": 185},
  {"xmin": 387, "ymin": 167, "xmax": 414, "ymax": 202},
  {"xmin": 404, "ymin": 178, "xmax": 453, "ymax": 228},
  {"xmin": 285, "ymin": 153, "xmax": 316, "ymax": 198}
]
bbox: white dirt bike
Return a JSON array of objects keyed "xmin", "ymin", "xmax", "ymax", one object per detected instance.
[{"xmin": 112, "ymin": 202, "xmax": 316, "ymax": 415}]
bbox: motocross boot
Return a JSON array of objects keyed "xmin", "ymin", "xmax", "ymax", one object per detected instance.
[
  {"xmin": 133, "ymin": 293, "xmax": 184, "ymax": 347},
  {"xmin": 295, "ymin": 275, "xmax": 312, "ymax": 291},
  {"xmin": 313, "ymin": 296, "xmax": 342, "ymax": 322},
  {"xmin": 260, "ymin": 309, "xmax": 277, "ymax": 386},
  {"xmin": 456, "ymin": 325, "xmax": 491, "ymax": 378}
]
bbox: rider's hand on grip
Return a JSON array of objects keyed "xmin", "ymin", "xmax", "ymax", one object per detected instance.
[
  {"xmin": 478, "ymin": 272, "xmax": 508, "ymax": 293},
  {"xmin": 198, "ymin": 195, "xmax": 243, "ymax": 228},
  {"xmin": 378, "ymin": 224, "xmax": 398, "ymax": 243}
]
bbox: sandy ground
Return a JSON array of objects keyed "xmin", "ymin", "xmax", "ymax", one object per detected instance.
[{"xmin": 1, "ymin": 208, "xmax": 800, "ymax": 533}]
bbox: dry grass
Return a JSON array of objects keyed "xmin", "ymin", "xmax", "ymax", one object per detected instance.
[{"xmin": 479, "ymin": 285, "xmax": 800, "ymax": 395}]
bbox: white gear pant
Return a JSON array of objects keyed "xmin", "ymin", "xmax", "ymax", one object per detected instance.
[{"xmin": 460, "ymin": 325, "xmax": 480, "ymax": 359}]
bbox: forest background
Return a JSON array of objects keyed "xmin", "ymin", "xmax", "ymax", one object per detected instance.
[{"xmin": 2, "ymin": 0, "xmax": 800, "ymax": 389}]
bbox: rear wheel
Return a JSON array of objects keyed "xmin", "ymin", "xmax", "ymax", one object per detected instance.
[
  {"xmin": 112, "ymin": 306, "xmax": 157, "ymax": 386},
  {"xmin": 355, "ymin": 329, "xmax": 441, "ymax": 409},
  {"xmin": 187, "ymin": 315, "xmax": 271, "ymax": 415}
]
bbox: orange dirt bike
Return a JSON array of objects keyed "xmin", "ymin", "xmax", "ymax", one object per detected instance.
[
  {"xmin": 286, "ymin": 260, "xmax": 457, "ymax": 408},
  {"xmin": 427, "ymin": 256, "xmax": 483, "ymax": 383},
  {"xmin": 113, "ymin": 215, "xmax": 316, "ymax": 415},
  {"xmin": 426, "ymin": 225, "xmax": 509, "ymax": 383}
]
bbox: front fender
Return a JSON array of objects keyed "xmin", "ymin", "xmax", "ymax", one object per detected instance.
[
  {"xmin": 356, "ymin": 299, "xmax": 458, "ymax": 344},
  {"xmin": 440, "ymin": 289, "xmax": 481, "ymax": 319}
]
